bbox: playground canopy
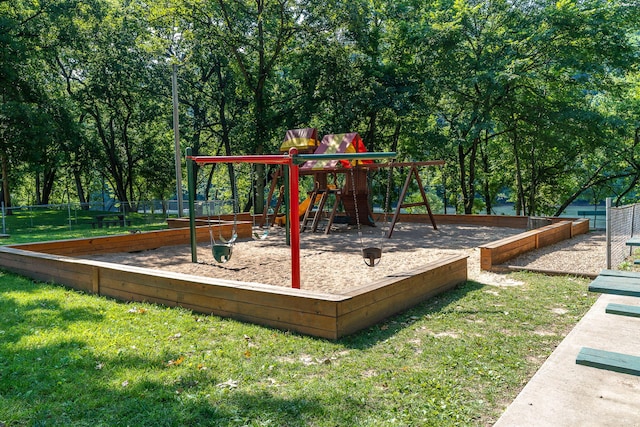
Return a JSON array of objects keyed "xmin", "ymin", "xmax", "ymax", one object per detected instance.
[
  {"xmin": 279, "ymin": 128, "xmax": 318, "ymax": 153},
  {"xmin": 301, "ymin": 133, "xmax": 372, "ymax": 170}
]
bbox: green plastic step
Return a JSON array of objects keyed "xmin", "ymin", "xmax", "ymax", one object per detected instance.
[
  {"xmin": 605, "ymin": 303, "xmax": 640, "ymax": 318},
  {"xmin": 588, "ymin": 276, "xmax": 640, "ymax": 297},
  {"xmin": 626, "ymin": 237, "xmax": 640, "ymax": 247},
  {"xmin": 576, "ymin": 347, "xmax": 640, "ymax": 377},
  {"xmin": 599, "ymin": 269, "xmax": 640, "ymax": 279}
]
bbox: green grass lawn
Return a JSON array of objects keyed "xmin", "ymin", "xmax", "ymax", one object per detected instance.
[
  {"xmin": 0, "ymin": 265, "xmax": 596, "ymax": 426},
  {"xmin": 0, "ymin": 208, "xmax": 169, "ymax": 245}
]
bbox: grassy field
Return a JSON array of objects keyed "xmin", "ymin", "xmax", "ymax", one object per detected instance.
[
  {"xmin": 0, "ymin": 217, "xmax": 598, "ymax": 426},
  {"xmin": 0, "ymin": 208, "xmax": 168, "ymax": 245}
]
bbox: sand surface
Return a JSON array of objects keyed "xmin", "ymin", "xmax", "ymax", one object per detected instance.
[{"xmin": 82, "ymin": 223, "xmax": 607, "ymax": 294}]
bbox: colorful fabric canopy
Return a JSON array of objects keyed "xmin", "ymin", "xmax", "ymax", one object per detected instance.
[
  {"xmin": 301, "ymin": 133, "xmax": 371, "ymax": 170},
  {"xmin": 279, "ymin": 128, "xmax": 318, "ymax": 153}
]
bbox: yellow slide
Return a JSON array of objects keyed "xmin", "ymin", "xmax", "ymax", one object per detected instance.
[
  {"xmin": 298, "ymin": 193, "xmax": 325, "ymax": 218},
  {"xmin": 275, "ymin": 194, "xmax": 322, "ymax": 226},
  {"xmin": 298, "ymin": 196, "xmax": 313, "ymax": 218}
]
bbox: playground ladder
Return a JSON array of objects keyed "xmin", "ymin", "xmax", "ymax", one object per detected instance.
[{"xmin": 301, "ymin": 188, "xmax": 340, "ymax": 234}]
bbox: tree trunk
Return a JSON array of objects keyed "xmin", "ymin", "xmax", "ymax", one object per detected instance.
[
  {"xmin": 35, "ymin": 172, "xmax": 42, "ymax": 205},
  {"xmin": 511, "ymin": 134, "xmax": 525, "ymax": 216},
  {"xmin": 73, "ymin": 169, "xmax": 88, "ymax": 209},
  {"xmin": 457, "ymin": 143, "xmax": 468, "ymax": 214},
  {"xmin": 41, "ymin": 167, "xmax": 56, "ymax": 205},
  {"xmin": 459, "ymin": 137, "xmax": 478, "ymax": 214},
  {"xmin": 365, "ymin": 112, "xmax": 377, "ymax": 152},
  {"xmin": 1, "ymin": 154, "xmax": 11, "ymax": 214},
  {"xmin": 480, "ymin": 132, "xmax": 492, "ymax": 215}
]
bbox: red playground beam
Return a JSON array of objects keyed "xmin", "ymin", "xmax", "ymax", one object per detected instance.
[{"xmin": 186, "ymin": 149, "xmax": 302, "ymax": 288}]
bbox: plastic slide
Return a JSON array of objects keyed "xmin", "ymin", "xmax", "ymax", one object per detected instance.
[
  {"xmin": 298, "ymin": 196, "xmax": 314, "ymax": 218},
  {"xmin": 274, "ymin": 195, "xmax": 318, "ymax": 226}
]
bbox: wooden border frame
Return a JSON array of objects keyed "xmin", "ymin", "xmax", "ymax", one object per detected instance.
[
  {"xmin": 0, "ymin": 240, "xmax": 466, "ymax": 339},
  {"xmin": 479, "ymin": 219, "xmax": 590, "ymax": 270},
  {"xmin": 0, "ymin": 214, "xmax": 586, "ymax": 338}
]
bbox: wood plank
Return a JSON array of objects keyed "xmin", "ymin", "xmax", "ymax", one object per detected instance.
[
  {"xmin": 536, "ymin": 221, "xmax": 572, "ymax": 248},
  {"xmin": 0, "ymin": 249, "xmax": 95, "ymax": 290},
  {"xmin": 605, "ymin": 303, "xmax": 640, "ymax": 318},
  {"xmin": 99, "ymin": 279, "xmax": 338, "ymax": 333},
  {"xmin": 588, "ymin": 277, "xmax": 640, "ymax": 297},
  {"xmin": 571, "ymin": 218, "xmax": 590, "ymax": 237},
  {"xmin": 337, "ymin": 255, "xmax": 467, "ymax": 316},
  {"xmin": 99, "ymin": 280, "xmax": 339, "ymax": 337},
  {"xmin": 576, "ymin": 347, "xmax": 640, "ymax": 376},
  {"xmin": 481, "ymin": 230, "xmax": 538, "ymax": 249},
  {"xmin": 337, "ymin": 280, "xmax": 458, "ymax": 337},
  {"xmin": 9, "ymin": 225, "xmax": 251, "ymax": 256},
  {"xmin": 97, "ymin": 265, "xmax": 342, "ymax": 316},
  {"xmin": 480, "ymin": 234, "xmax": 537, "ymax": 270}
]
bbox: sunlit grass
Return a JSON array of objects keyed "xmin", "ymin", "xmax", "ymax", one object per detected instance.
[
  {"xmin": 0, "ymin": 270, "xmax": 596, "ymax": 426},
  {"xmin": 0, "ymin": 209, "xmax": 169, "ymax": 245}
]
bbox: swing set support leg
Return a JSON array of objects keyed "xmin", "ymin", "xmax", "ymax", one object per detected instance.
[
  {"xmin": 187, "ymin": 148, "xmax": 198, "ymax": 263},
  {"xmin": 289, "ymin": 148, "xmax": 301, "ymax": 289}
]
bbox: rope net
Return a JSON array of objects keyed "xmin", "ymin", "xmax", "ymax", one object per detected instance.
[{"xmin": 607, "ymin": 202, "xmax": 640, "ymax": 269}]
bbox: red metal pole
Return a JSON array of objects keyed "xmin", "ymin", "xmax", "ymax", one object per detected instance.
[{"xmin": 288, "ymin": 148, "xmax": 301, "ymax": 289}]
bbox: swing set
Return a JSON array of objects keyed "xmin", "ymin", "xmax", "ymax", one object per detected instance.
[{"xmin": 186, "ymin": 147, "xmax": 396, "ymax": 289}]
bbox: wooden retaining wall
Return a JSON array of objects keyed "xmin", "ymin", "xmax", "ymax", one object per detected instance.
[
  {"xmin": 479, "ymin": 219, "xmax": 590, "ymax": 271},
  {"xmin": 167, "ymin": 214, "xmax": 254, "ymax": 229},
  {"xmin": 10, "ymin": 223, "xmax": 252, "ymax": 256},
  {"xmin": 0, "ymin": 214, "xmax": 587, "ymax": 338},
  {"xmin": 0, "ymin": 245, "xmax": 466, "ymax": 339},
  {"xmin": 391, "ymin": 213, "xmax": 585, "ymax": 229}
]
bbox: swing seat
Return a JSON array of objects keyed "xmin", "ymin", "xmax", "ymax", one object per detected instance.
[
  {"xmin": 219, "ymin": 231, "xmax": 238, "ymax": 244},
  {"xmin": 252, "ymin": 227, "xmax": 269, "ymax": 240},
  {"xmin": 212, "ymin": 243, "xmax": 233, "ymax": 263},
  {"xmin": 362, "ymin": 247, "xmax": 382, "ymax": 267}
]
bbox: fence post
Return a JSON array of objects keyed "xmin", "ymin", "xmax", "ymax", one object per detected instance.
[
  {"xmin": 606, "ymin": 197, "xmax": 611, "ymax": 269},
  {"xmin": 1, "ymin": 202, "xmax": 5, "ymax": 235},
  {"xmin": 67, "ymin": 202, "xmax": 72, "ymax": 229}
]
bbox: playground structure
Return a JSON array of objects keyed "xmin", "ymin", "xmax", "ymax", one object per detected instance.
[
  {"xmin": 264, "ymin": 129, "xmax": 444, "ymax": 237},
  {"xmin": 185, "ymin": 128, "xmax": 449, "ymax": 285},
  {"xmin": 0, "ymin": 128, "xmax": 592, "ymax": 339},
  {"xmin": 185, "ymin": 142, "xmax": 397, "ymax": 288}
]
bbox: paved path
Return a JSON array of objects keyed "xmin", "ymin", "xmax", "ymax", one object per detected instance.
[{"xmin": 494, "ymin": 292, "xmax": 640, "ymax": 426}]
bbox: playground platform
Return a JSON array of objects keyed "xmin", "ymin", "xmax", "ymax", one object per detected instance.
[{"xmin": 494, "ymin": 284, "xmax": 640, "ymax": 426}]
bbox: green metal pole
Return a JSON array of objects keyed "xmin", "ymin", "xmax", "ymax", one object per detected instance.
[
  {"xmin": 293, "ymin": 152, "xmax": 396, "ymax": 164},
  {"xmin": 186, "ymin": 147, "xmax": 198, "ymax": 263}
]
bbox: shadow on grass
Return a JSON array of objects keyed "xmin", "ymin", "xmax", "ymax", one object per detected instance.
[
  {"xmin": 1, "ymin": 340, "xmax": 325, "ymax": 425},
  {"xmin": 0, "ymin": 278, "xmax": 327, "ymax": 426},
  {"xmin": 339, "ymin": 280, "xmax": 486, "ymax": 349}
]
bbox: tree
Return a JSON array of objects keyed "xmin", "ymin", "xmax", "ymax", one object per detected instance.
[{"xmin": 55, "ymin": 0, "xmax": 170, "ymax": 211}]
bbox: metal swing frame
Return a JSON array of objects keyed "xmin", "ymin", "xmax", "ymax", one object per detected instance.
[{"xmin": 186, "ymin": 147, "xmax": 397, "ymax": 289}]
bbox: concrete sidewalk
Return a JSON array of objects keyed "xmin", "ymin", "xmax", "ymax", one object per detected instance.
[{"xmin": 494, "ymin": 293, "xmax": 640, "ymax": 427}]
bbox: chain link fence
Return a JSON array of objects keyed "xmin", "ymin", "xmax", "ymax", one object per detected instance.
[
  {"xmin": 606, "ymin": 198, "xmax": 640, "ymax": 269},
  {"xmin": 0, "ymin": 200, "xmax": 186, "ymax": 235}
]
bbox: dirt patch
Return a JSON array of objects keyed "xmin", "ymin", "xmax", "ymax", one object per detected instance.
[{"xmin": 505, "ymin": 230, "xmax": 606, "ymax": 276}]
